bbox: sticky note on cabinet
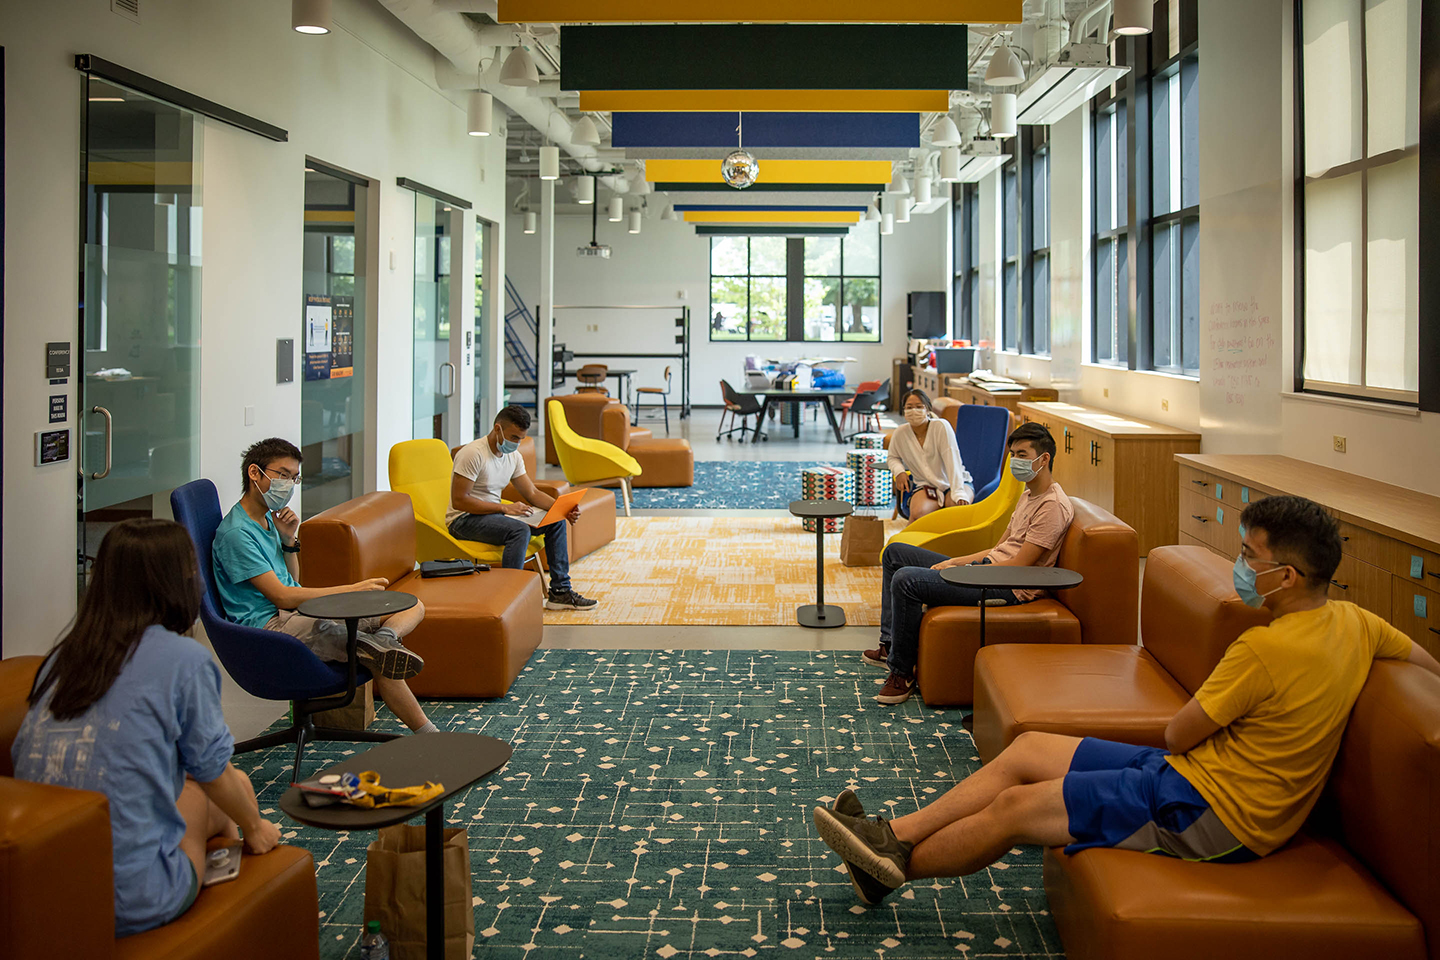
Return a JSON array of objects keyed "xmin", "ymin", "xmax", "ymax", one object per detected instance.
[
  {"xmin": 1241, "ymin": 487, "xmax": 1250, "ymax": 503},
  {"xmin": 1216, "ymin": 507, "xmax": 1224, "ymax": 525},
  {"xmin": 1412, "ymin": 555, "xmax": 1424, "ymax": 579},
  {"xmin": 1416, "ymin": 595, "xmax": 1428, "ymax": 619},
  {"xmin": 1215, "ymin": 483, "xmax": 1223, "ymax": 500}
]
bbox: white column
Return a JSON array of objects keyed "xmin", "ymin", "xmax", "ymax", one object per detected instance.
[
  {"xmin": 537, "ymin": 177, "xmax": 555, "ymax": 443},
  {"xmin": 479, "ymin": 216, "xmax": 504, "ymax": 433}
]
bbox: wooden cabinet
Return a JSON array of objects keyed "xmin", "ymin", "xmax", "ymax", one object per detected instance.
[
  {"xmin": 945, "ymin": 379, "xmax": 1059, "ymax": 428},
  {"xmin": 1017, "ymin": 401, "xmax": 1202, "ymax": 554},
  {"xmin": 1175, "ymin": 454, "xmax": 1440, "ymax": 659}
]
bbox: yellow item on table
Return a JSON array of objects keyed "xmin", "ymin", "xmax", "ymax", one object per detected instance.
[{"xmin": 344, "ymin": 771, "xmax": 445, "ymax": 809}]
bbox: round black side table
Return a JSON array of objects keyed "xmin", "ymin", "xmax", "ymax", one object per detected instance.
[{"xmin": 788, "ymin": 499, "xmax": 854, "ymax": 628}]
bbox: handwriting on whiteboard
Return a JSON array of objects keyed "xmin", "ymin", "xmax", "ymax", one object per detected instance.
[{"xmin": 1208, "ymin": 299, "xmax": 1275, "ymax": 407}]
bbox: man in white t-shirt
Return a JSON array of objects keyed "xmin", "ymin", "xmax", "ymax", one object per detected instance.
[{"xmin": 447, "ymin": 405, "xmax": 597, "ymax": 610}]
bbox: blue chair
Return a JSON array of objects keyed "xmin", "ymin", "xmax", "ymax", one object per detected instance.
[
  {"xmin": 953, "ymin": 403, "xmax": 1013, "ymax": 503},
  {"xmin": 171, "ymin": 479, "xmax": 397, "ymax": 781}
]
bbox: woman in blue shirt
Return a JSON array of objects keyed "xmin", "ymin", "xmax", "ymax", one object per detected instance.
[{"xmin": 12, "ymin": 519, "xmax": 281, "ymax": 936}]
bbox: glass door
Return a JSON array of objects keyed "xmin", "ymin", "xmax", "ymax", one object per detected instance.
[
  {"xmin": 413, "ymin": 196, "xmax": 454, "ymax": 441},
  {"xmin": 79, "ymin": 76, "xmax": 203, "ymax": 589},
  {"xmin": 300, "ymin": 164, "xmax": 369, "ymax": 519},
  {"xmin": 473, "ymin": 217, "xmax": 490, "ymax": 436}
]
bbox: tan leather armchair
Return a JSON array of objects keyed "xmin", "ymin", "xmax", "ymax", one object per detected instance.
[
  {"xmin": 597, "ymin": 403, "xmax": 694, "ymax": 488},
  {"xmin": 544, "ymin": 393, "xmax": 650, "ymax": 466},
  {"xmin": 300, "ymin": 492, "xmax": 543, "ymax": 699},
  {"xmin": 0, "ymin": 656, "xmax": 321, "ymax": 960},
  {"xmin": 972, "ymin": 545, "xmax": 1272, "ymax": 761},
  {"xmin": 915, "ymin": 498, "xmax": 1140, "ymax": 706}
]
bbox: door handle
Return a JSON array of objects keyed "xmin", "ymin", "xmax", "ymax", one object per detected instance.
[
  {"xmin": 439, "ymin": 362, "xmax": 456, "ymax": 398},
  {"xmin": 90, "ymin": 406, "xmax": 113, "ymax": 480}
]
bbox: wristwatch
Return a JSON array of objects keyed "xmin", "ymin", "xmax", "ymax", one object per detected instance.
[{"xmin": 282, "ymin": 540, "xmax": 301, "ymax": 554}]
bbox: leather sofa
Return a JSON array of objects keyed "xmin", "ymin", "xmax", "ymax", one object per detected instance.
[
  {"xmin": 915, "ymin": 498, "xmax": 1139, "ymax": 706},
  {"xmin": 471, "ymin": 437, "xmax": 617, "ymax": 566},
  {"xmin": 973, "ymin": 545, "xmax": 1271, "ymax": 762},
  {"xmin": 0, "ymin": 656, "xmax": 321, "ymax": 960},
  {"xmin": 545, "ymin": 392, "xmax": 694, "ymax": 487},
  {"xmin": 300, "ymin": 492, "xmax": 543, "ymax": 699},
  {"xmin": 1044, "ymin": 658, "xmax": 1440, "ymax": 960}
]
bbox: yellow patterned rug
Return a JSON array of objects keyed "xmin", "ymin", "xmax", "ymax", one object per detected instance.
[{"xmin": 545, "ymin": 516, "xmax": 905, "ymax": 626}]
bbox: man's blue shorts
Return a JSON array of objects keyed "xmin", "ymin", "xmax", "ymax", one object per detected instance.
[{"xmin": 1061, "ymin": 737, "xmax": 1259, "ymax": 862}]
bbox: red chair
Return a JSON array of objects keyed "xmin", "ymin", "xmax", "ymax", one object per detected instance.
[{"xmin": 839, "ymin": 380, "xmax": 882, "ymax": 432}]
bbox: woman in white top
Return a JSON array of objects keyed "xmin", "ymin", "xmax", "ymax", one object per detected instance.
[{"xmin": 888, "ymin": 389, "xmax": 974, "ymax": 521}]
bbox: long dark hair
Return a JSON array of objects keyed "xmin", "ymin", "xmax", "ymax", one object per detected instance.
[{"xmin": 31, "ymin": 519, "xmax": 202, "ymax": 720}]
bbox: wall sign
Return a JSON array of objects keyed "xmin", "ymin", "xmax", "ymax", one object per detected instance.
[
  {"xmin": 303, "ymin": 293, "xmax": 355, "ymax": 381},
  {"xmin": 46, "ymin": 341, "xmax": 71, "ymax": 382},
  {"xmin": 49, "ymin": 395, "xmax": 68, "ymax": 423},
  {"xmin": 35, "ymin": 429, "xmax": 70, "ymax": 466}
]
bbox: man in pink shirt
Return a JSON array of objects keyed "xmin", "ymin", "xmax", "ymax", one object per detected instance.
[{"xmin": 865, "ymin": 423, "xmax": 1074, "ymax": 705}]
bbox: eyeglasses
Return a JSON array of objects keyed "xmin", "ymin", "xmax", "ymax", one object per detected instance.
[{"xmin": 264, "ymin": 466, "xmax": 302, "ymax": 483}]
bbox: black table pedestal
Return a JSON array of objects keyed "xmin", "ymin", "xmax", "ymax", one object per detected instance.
[{"xmin": 790, "ymin": 499, "xmax": 853, "ymax": 629}]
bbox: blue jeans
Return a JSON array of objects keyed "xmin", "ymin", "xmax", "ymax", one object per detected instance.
[
  {"xmin": 879, "ymin": 543, "xmax": 1019, "ymax": 678},
  {"xmin": 448, "ymin": 512, "xmax": 571, "ymax": 594}
]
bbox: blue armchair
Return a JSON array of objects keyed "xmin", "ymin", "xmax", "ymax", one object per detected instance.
[
  {"xmin": 953, "ymin": 403, "xmax": 1013, "ymax": 503},
  {"xmin": 171, "ymin": 479, "xmax": 397, "ymax": 780}
]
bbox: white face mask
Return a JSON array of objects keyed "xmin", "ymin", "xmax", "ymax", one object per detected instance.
[{"xmin": 904, "ymin": 408, "xmax": 928, "ymax": 427}]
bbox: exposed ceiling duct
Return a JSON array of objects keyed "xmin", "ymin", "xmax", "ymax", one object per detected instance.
[{"xmin": 376, "ymin": 0, "xmax": 608, "ymax": 173}]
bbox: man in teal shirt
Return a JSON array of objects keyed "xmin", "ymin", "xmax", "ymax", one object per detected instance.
[{"xmin": 212, "ymin": 437, "xmax": 436, "ymax": 734}]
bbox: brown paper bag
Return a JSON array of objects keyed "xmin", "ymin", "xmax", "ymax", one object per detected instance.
[
  {"xmin": 312, "ymin": 680, "xmax": 375, "ymax": 730},
  {"xmin": 840, "ymin": 514, "xmax": 885, "ymax": 566},
  {"xmin": 364, "ymin": 824, "xmax": 475, "ymax": 960}
]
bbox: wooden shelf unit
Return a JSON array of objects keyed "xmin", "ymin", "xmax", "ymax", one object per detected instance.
[
  {"xmin": 1018, "ymin": 401, "xmax": 1202, "ymax": 555},
  {"xmin": 946, "ymin": 379, "xmax": 1060, "ymax": 426},
  {"xmin": 1174, "ymin": 454, "xmax": 1440, "ymax": 660}
]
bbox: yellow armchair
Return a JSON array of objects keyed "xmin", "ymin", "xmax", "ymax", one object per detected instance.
[
  {"xmin": 387, "ymin": 438, "xmax": 546, "ymax": 571},
  {"xmin": 546, "ymin": 399, "xmax": 643, "ymax": 516},
  {"xmin": 884, "ymin": 459, "xmax": 1023, "ymax": 559}
]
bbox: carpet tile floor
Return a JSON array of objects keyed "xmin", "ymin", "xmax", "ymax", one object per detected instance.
[{"xmin": 243, "ymin": 649, "xmax": 1063, "ymax": 959}]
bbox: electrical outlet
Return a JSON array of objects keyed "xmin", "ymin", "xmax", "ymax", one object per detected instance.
[
  {"xmin": 1161, "ymin": 398, "xmax": 1169, "ymax": 412},
  {"xmin": 1103, "ymin": 387, "xmax": 1110, "ymax": 398},
  {"xmin": 1333, "ymin": 435, "xmax": 1347, "ymax": 453},
  {"xmin": 677, "ymin": 289, "xmax": 688, "ymax": 301}
]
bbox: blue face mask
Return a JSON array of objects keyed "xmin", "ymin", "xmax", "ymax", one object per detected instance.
[
  {"xmin": 262, "ymin": 476, "xmax": 295, "ymax": 512},
  {"xmin": 497, "ymin": 436, "xmax": 519, "ymax": 455},
  {"xmin": 1010, "ymin": 454, "xmax": 1046, "ymax": 482},
  {"xmin": 1232, "ymin": 554, "xmax": 1288, "ymax": 608}
]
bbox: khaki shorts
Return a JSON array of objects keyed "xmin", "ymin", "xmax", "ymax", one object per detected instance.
[{"xmin": 265, "ymin": 609, "xmax": 386, "ymax": 663}]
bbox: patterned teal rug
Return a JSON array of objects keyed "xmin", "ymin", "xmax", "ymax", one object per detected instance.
[
  {"xmin": 622, "ymin": 461, "xmax": 852, "ymax": 510},
  {"xmin": 241, "ymin": 649, "xmax": 1063, "ymax": 959}
]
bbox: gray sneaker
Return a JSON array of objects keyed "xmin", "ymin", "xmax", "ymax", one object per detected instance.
[
  {"xmin": 813, "ymin": 803, "xmax": 913, "ymax": 890},
  {"xmin": 355, "ymin": 627, "xmax": 424, "ymax": 680},
  {"xmin": 833, "ymin": 790, "xmax": 894, "ymax": 906}
]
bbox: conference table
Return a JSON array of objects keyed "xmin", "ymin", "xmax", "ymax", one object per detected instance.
[{"xmin": 748, "ymin": 386, "xmax": 855, "ymax": 442}]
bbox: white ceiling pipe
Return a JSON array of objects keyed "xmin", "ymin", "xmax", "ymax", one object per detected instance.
[
  {"xmin": 379, "ymin": 1, "xmax": 607, "ymax": 172},
  {"xmin": 1073, "ymin": 0, "xmax": 1114, "ymax": 42}
]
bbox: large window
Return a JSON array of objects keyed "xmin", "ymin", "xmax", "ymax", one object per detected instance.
[
  {"xmin": 952, "ymin": 183, "xmax": 980, "ymax": 342},
  {"xmin": 1092, "ymin": 2, "xmax": 1199, "ymax": 373},
  {"xmin": 709, "ymin": 223, "xmax": 881, "ymax": 341},
  {"xmin": 1298, "ymin": 0, "xmax": 1420, "ymax": 403},
  {"xmin": 1001, "ymin": 157, "xmax": 1020, "ymax": 351},
  {"xmin": 1026, "ymin": 127, "xmax": 1052, "ymax": 356},
  {"xmin": 1092, "ymin": 98, "xmax": 1130, "ymax": 365}
]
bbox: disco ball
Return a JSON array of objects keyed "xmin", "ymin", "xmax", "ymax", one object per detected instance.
[{"xmin": 721, "ymin": 149, "xmax": 759, "ymax": 189}]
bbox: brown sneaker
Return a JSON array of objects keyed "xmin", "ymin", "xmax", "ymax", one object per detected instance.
[
  {"xmin": 861, "ymin": 644, "xmax": 889, "ymax": 669},
  {"xmin": 875, "ymin": 672, "xmax": 915, "ymax": 705}
]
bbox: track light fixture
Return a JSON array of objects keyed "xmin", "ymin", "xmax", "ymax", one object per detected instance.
[
  {"xmin": 939, "ymin": 147, "xmax": 962, "ymax": 182},
  {"xmin": 932, "ymin": 115, "xmax": 962, "ymax": 147},
  {"xmin": 628, "ymin": 210, "xmax": 642, "ymax": 234},
  {"xmin": 523, "ymin": 211, "xmax": 537, "ymax": 234},
  {"xmin": 984, "ymin": 42, "xmax": 1025, "ymax": 86},
  {"xmin": 292, "ymin": 0, "xmax": 331, "ymax": 34},
  {"xmin": 880, "ymin": 213, "xmax": 894, "ymax": 236},
  {"xmin": 571, "ymin": 115, "xmax": 601, "ymax": 147},
  {"xmin": 865, "ymin": 202, "xmax": 881, "ymax": 222},
  {"xmin": 574, "ymin": 176, "xmax": 594, "ymax": 204},
  {"xmin": 538, "ymin": 145, "xmax": 560, "ymax": 180},
  {"xmin": 661, "ymin": 205, "xmax": 678, "ymax": 221},
  {"xmin": 990, "ymin": 93, "xmax": 1018, "ymax": 139},
  {"xmin": 608, "ymin": 197, "xmax": 624, "ymax": 222},
  {"xmin": 886, "ymin": 170, "xmax": 910, "ymax": 195},
  {"xmin": 913, "ymin": 175, "xmax": 932, "ymax": 205},
  {"xmin": 1113, "ymin": 0, "xmax": 1155, "ymax": 35}
]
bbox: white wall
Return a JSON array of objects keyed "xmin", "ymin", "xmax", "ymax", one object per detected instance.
[
  {"xmin": 2, "ymin": 0, "xmax": 509, "ymax": 656},
  {"xmin": 504, "ymin": 206, "xmax": 946, "ymax": 406}
]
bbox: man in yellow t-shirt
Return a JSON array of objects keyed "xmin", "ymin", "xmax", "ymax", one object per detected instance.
[{"xmin": 812, "ymin": 495, "xmax": 1440, "ymax": 905}]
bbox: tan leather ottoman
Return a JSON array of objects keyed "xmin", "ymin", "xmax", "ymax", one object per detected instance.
[
  {"xmin": 629, "ymin": 437, "xmax": 695, "ymax": 488},
  {"xmin": 918, "ymin": 601, "xmax": 1082, "ymax": 707},
  {"xmin": 972, "ymin": 645, "xmax": 1188, "ymax": 762},
  {"xmin": 394, "ymin": 568, "xmax": 543, "ymax": 699}
]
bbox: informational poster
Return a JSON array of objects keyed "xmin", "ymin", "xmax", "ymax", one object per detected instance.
[{"xmin": 303, "ymin": 293, "xmax": 354, "ymax": 381}]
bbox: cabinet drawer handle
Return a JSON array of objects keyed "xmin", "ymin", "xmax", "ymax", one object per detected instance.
[
  {"xmin": 1191, "ymin": 479, "xmax": 1208, "ymax": 486},
  {"xmin": 1430, "ymin": 627, "xmax": 1440, "ymax": 636},
  {"xmin": 1191, "ymin": 515, "xmax": 1209, "ymax": 523},
  {"xmin": 1329, "ymin": 580, "xmax": 1349, "ymax": 590},
  {"xmin": 1427, "ymin": 571, "xmax": 1439, "ymax": 580},
  {"xmin": 1339, "ymin": 535, "xmax": 1349, "ymax": 541}
]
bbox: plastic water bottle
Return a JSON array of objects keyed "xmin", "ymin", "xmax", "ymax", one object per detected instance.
[{"xmin": 360, "ymin": 920, "xmax": 389, "ymax": 960}]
